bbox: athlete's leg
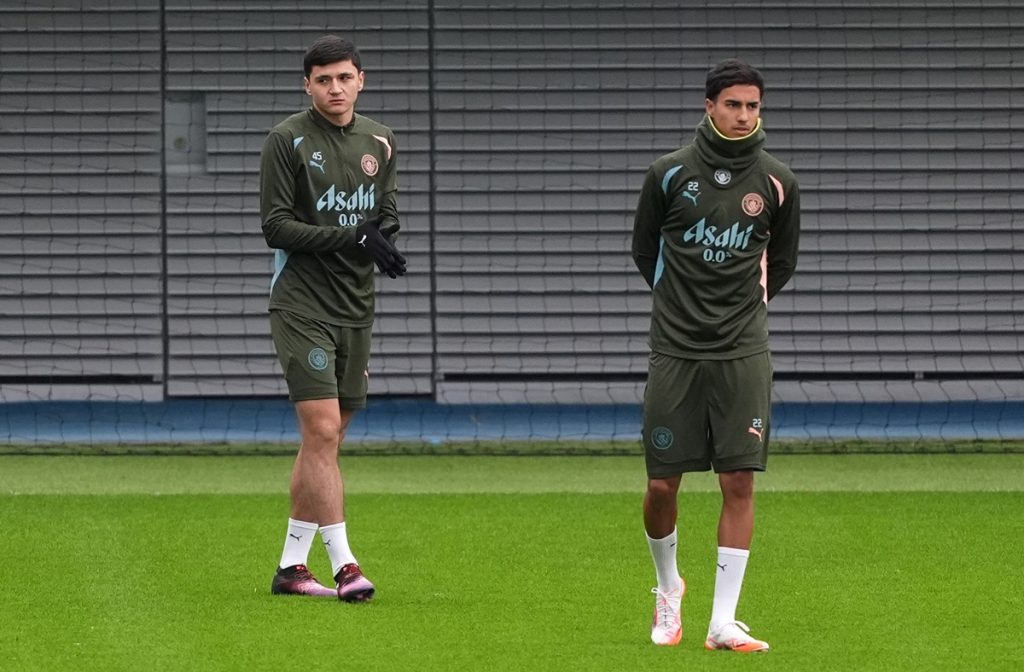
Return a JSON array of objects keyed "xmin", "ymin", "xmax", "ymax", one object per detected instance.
[
  {"xmin": 289, "ymin": 399, "xmax": 374, "ymax": 601},
  {"xmin": 706, "ymin": 468, "xmax": 767, "ymax": 651},
  {"xmin": 645, "ymin": 475, "xmax": 685, "ymax": 645},
  {"xmin": 714, "ymin": 470, "xmax": 755, "ymax": 622},
  {"xmin": 290, "ymin": 399, "xmax": 353, "ymax": 525},
  {"xmin": 644, "ymin": 475, "xmax": 683, "ymax": 591},
  {"xmin": 705, "ymin": 353, "xmax": 771, "ymax": 649},
  {"xmin": 644, "ymin": 475, "xmax": 681, "ymax": 539},
  {"xmin": 270, "ymin": 398, "xmax": 352, "ymax": 597},
  {"xmin": 716, "ymin": 469, "xmax": 754, "ymax": 549}
]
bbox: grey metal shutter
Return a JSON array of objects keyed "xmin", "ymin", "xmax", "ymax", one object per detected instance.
[
  {"xmin": 0, "ymin": 2, "xmax": 164, "ymax": 401},
  {"xmin": 430, "ymin": 2, "xmax": 1024, "ymax": 404},
  {"xmin": 2, "ymin": 2, "xmax": 1020, "ymax": 406}
]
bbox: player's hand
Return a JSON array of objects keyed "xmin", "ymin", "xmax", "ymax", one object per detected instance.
[
  {"xmin": 356, "ymin": 216, "xmax": 406, "ymax": 278},
  {"xmin": 378, "ymin": 217, "xmax": 400, "ymax": 239}
]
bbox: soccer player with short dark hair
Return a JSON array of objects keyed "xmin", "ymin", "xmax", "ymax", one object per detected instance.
[
  {"xmin": 260, "ymin": 34, "xmax": 406, "ymax": 602},
  {"xmin": 632, "ymin": 58, "xmax": 800, "ymax": 651}
]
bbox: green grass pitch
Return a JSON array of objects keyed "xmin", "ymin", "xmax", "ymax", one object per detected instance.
[{"xmin": 1, "ymin": 454, "xmax": 1022, "ymax": 671}]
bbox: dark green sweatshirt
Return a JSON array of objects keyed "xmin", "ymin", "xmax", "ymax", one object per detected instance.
[
  {"xmin": 260, "ymin": 108, "xmax": 399, "ymax": 326},
  {"xmin": 632, "ymin": 116, "xmax": 800, "ymax": 359}
]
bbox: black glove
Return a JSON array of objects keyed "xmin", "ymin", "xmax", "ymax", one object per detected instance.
[
  {"xmin": 379, "ymin": 217, "xmax": 401, "ymax": 239},
  {"xmin": 355, "ymin": 216, "xmax": 406, "ymax": 278}
]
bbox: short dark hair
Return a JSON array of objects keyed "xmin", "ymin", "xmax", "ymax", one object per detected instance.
[
  {"xmin": 705, "ymin": 59, "xmax": 764, "ymax": 101},
  {"xmin": 303, "ymin": 35, "xmax": 361, "ymax": 77}
]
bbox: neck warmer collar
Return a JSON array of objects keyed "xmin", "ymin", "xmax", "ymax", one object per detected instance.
[{"xmin": 694, "ymin": 115, "xmax": 765, "ymax": 172}]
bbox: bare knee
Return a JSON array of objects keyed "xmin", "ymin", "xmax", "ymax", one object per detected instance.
[
  {"xmin": 295, "ymin": 401, "xmax": 353, "ymax": 451},
  {"xmin": 646, "ymin": 477, "xmax": 681, "ymax": 508},
  {"xmin": 719, "ymin": 470, "xmax": 754, "ymax": 503},
  {"xmin": 302, "ymin": 416, "xmax": 343, "ymax": 447}
]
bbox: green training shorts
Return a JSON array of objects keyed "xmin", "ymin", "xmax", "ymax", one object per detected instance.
[
  {"xmin": 642, "ymin": 350, "xmax": 772, "ymax": 477},
  {"xmin": 269, "ymin": 309, "xmax": 371, "ymax": 408}
]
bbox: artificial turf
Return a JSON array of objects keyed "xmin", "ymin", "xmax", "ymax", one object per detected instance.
[{"xmin": 1, "ymin": 454, "xmax": 1021, "ymax": 671}]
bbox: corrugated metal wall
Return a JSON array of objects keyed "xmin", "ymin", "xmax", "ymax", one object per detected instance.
[
  {"xmin": 0, "ymin": 2, "xmax": 164, "ymax": 403},
  {"xmin": 1, "ymin": 1, "xmax": 1021, "ymax": 404}
]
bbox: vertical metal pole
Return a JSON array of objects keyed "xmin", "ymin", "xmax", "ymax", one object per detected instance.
[
  {"xmin": 426, "ymin": 0, "xmax": 440, "ymax": 400},
  {"xmin": 158, "ymin": 0, "xmax": 170, "ymax": 399}
]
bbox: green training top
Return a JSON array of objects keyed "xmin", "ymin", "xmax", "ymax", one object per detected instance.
[
  {"xmin": 632, "ymin": 115, "xmax": 800, "ymax": 359},
  {"xmin": 260, "ymin": 108, "xmax": 399, "ymax": 326}
]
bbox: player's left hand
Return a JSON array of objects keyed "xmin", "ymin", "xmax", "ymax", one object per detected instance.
[
  {"xmin": 356, "ymin": 216, "xmax": 406, "ymax": 278},
  {"xmin": 379, "ymin": 218, "xmax": 400, "ymax": 239}
]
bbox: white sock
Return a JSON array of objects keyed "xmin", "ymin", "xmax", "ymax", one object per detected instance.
[
  {"xmin": 279, "ymin": 518, "xmax": 318, "ymax": 569},
  {"xmin": 646, "ymin": 528, "xmax": 682, "ymax": 593},
  {"xmin": 710, "ymin": 546, "xmax": 750, "ymax": 630},
  {"xmin": 320, "ymin": 522, "xmax": 358, "ymax": 577}
]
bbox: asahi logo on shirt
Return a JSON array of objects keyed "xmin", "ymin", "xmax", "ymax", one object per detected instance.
[
  {"xmin": 316, "ymin": 183, "xmax": 376, "ymax": 213},
  {"xmin": 683, "ymin": 218, "xmax": 753, "ymax": 250},
  {"xmin": 683, "ymin": 217, "xmax": 753, "ymax": 264}
]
